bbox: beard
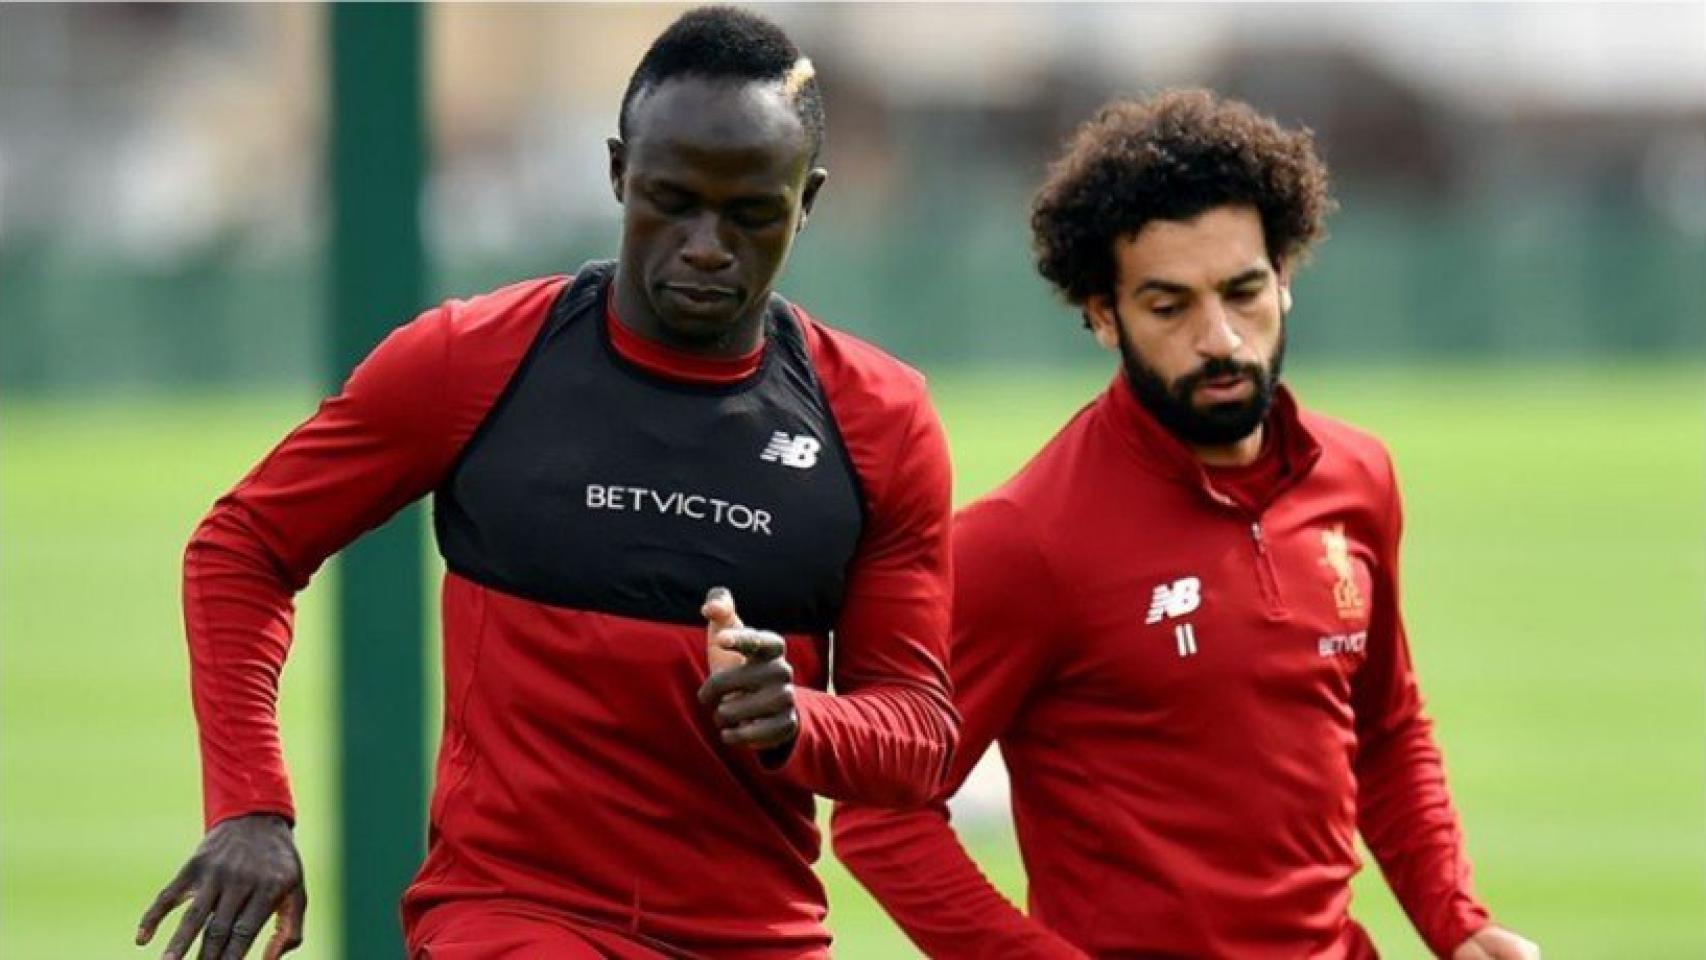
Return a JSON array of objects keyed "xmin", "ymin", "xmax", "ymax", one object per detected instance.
[{"xmin": 1118, "ymin": 320, "xmax": 1285, "ymax": 448}]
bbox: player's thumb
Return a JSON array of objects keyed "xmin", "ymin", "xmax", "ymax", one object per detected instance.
[
  {"xmin": 702, "ymin": 586, "xmax": 744, "ymax": 630},
  {"xmin": 703, "ymin": 586, "xmax": 745, "ymax": 672}
]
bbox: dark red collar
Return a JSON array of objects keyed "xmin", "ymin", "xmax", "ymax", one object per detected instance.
[
  {"xmin": 1102, "ymin": 373, "xmax": 1322, "ymax": 513},
  {"xmin": 605, "ymin": 294, "xmax": 764, "ymax": 386}
]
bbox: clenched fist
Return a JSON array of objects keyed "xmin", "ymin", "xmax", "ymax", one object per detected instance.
[{"xmin": 697, "ymin": 586, "xmax": 800, "ymax": 754}]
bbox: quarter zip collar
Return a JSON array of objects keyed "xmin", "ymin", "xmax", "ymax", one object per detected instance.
[{"xmin": 1101, "ymin": 371, "xmax": 1323, "ymax": 515}]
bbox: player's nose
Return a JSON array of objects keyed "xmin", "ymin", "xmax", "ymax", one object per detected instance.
[
  {"xmin": 1195, "ymin": 301, "xmax": 1244, "ymax": 358},
  {"xmin": 679, "ymin": 212, "xmax": 735, "ymax": 273}
]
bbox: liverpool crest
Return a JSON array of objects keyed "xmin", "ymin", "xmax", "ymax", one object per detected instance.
[{"xmin": 1319, "ymin": 524, "xmax": 1366, "ymax": 621}]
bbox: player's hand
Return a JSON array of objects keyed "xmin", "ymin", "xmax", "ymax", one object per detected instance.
[
  {"xmin": 136, "ymin": 813, "xmax": 307, "ymax": 960},
  {"xmin": 698, "ymin": 586, "xmax": 799, "ymax": 752},
  {"xmin": 1452, "ymin": 925, "xmax": 1540, "ymax": 960}
]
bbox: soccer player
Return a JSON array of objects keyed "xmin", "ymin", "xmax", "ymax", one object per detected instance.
[
  {"xmin": 135, "ymin": 8, "xmax": 958, "ymax": 959},
  {"xmin": 833, "ymin": 90, "xmax": 1539, "ymax": 960}
]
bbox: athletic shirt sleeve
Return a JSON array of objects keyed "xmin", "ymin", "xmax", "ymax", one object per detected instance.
[
  {"xmin": 1353, "ymin": 451, "xmax": 1491, "ymax": 956},
  {"xmin": 831, "ymin": 496, "xmax": 1087, "ymax": 959},
  {"xmin": 769, "ymin": 316, "xmax": 960, "ymax": 806},
  {"xmin": 183, "ymin": 278, "xmax": 562, "ymax": 828}
]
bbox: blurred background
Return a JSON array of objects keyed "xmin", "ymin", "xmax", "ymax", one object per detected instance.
[{"xmin": 2, "ymin": 3, "xmax": 1702, "ymax": 957}]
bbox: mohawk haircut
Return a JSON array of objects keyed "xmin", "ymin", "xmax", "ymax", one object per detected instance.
[
  {"xmin": 1031, "ymin": 89, "xmax": 1334, "ymax": 312},
  {"xmin": 620, "ymin": 6, "xmax": 826, "ymax": 164}
]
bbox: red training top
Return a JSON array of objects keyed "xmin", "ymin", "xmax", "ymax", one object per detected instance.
[
  {"xmin": 183, "ymin": 267, "xmax": 958, "ymax": 957},
  {"xmin": 833, "ymin": 376, "xmax": 1490, "ymax": 959}
]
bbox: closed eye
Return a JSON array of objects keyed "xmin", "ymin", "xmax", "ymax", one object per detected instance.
[
  {"xmin": 728, "ymin": 201, "xmax": 787, "ymax": 230},
  {"xmin": 1220, "ymin": 267, "xmax": 1271, "ymax": 303},
  {"xmin": 646, "ymin": 184, "xmax": 695, "ymax": 215}
]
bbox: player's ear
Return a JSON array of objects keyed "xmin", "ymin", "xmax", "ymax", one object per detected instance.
[
  {"xmin": 1275, "ymin": 259, "xmax": 1293, "ymax": 314},
  {"xmin": 1084, "ymin": 293, "xmax": 1120, "ymax": 352},
  {"xmin": 607, "ymin": 138, "xmax": 628, "ymax": 204},
  {"xmin": 797, "ymin": 167, "xmax": 828, "ymax": 233}
]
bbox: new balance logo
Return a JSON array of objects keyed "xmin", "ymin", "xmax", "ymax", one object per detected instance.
[
  {"xmin": 1145, "ymin": 576, "xmax": 1201, "ymax": 624},
  {"xmin": 760, "ymin": 431, "xmax": 821, "ymax": 469},
  {"xmin": 1174, "ymin": 623, "xmax": 1199, "ymax": 657}
]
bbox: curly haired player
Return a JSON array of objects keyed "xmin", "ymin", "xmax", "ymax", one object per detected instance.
[{"xmin": 834, "ymin": 90, "xmax": 1538, "ymax": 960}]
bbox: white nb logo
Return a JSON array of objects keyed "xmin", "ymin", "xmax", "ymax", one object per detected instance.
[
  {"xmin": 760, "ymin": 431, "xmax": 821, "ymax": 469},
  {"xmin": 1145, "ymin": 576, "xmax": 1201, "ymax": 624}
]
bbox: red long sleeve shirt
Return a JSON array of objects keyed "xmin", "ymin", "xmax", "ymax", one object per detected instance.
[
  {"xmin": 833, "ymin": 376, "xmax": 1489, "ymax": 959},
  {"xmin": 183, "ymin": 266, "xmax": 958, "ymax": 957}
]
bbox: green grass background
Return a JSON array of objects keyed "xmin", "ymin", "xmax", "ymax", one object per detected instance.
[{"xmin": 3, "ymin": 363, "xmax": 1703, "ymax": 958}]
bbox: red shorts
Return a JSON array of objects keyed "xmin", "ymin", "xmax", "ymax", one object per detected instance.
[{"xmin": 408, "ymin": 900, "xmax": 673, "ymax": 959}]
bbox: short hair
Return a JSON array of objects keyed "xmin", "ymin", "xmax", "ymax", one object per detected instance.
[
  {"xmin": 1031, "ymin": 89, "xmax": 1334, "ymax": 309},
  {"xmin": 619, "ymin": 6, "xmax": 826, "ymax": 165}
]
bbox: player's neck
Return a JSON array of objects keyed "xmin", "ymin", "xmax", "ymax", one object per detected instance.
[
  {"xmin": 611, "ymin": 267, "xmax": 767, "ymax": 359},
  {"xmin": 1191, "ymin": 426, "xmax": 1265, "ymax": 468}
]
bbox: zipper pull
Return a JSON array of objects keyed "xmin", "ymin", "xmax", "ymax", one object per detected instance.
[{"xmin": 1250, "ymin": 521, "xmax": 1267, "ymax": 554}]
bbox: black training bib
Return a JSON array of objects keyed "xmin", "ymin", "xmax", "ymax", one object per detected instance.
[{"xmin": 435, "ymin": 262, "xmax": 865, "ymax": 634}]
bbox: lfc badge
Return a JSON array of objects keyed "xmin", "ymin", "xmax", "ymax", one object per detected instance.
[{"xmin": 1319, "ymin": 524, "xmax": 1366, "ymax": 621}]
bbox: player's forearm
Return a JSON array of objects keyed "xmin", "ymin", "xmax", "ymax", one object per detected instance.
[
  {"xmin": 832, "ymin": 801, "xmax": 1085, "ymax": 959},
  {"xmin": 184, "ymin": 507, "xmax": 301, "ymax": 828},
  {"xmin": 774, "ymin": 684, "xmax": 957, "ymax": 806},
  {"xmin": 1358, "ymin": 714, "xmax": 1490, "ymax": 957}
]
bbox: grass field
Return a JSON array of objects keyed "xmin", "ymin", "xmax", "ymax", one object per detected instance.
[{"xmin": 3, "ymin": 363, "xmax": 1703, "ymax": 958}]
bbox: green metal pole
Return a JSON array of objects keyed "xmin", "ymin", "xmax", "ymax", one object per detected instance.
[{"xmin": 328, "ymin": 5, "xmax": 426, "ymax": 958}]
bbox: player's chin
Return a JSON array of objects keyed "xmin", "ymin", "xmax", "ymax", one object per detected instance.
[
  {"xmin": 1191, "ymin": 395, "xmax": 1254, "ymax": 422},
  {"xmin": 1189, "ymin": 399, "xmax": 1267, "ymax": 443},
  {"xmin": 658, "ymin": 306, "xmax": 743, "ymax": 344},
  {"xmin": 659, "ymin": 286, "xmax": 746, "ymax": 326}
]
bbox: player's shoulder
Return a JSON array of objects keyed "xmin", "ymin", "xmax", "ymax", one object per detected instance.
[
  {"xmin": 955, "ymin": 488, "xmax": 1031, "ymax": 544},
  {"xmin": 1299, "ymin": 406, "xmax": 1386, "ymax": 453},
  {"xmin": 790, "ymin": 302, "xmax": 948, "ymax": 508},
  {"xmin": 953, "ymin": 392, "xmax": 1104, "ymax": 553},
  {"xmin": 1298, "ymin": 405, "xmax": 1397, "ymax": 489},
  {"xmin": 990, "ymin": 388, "xmax": 1108, "ymax": 501},
  {"xmin": 438, "ymin": 274, "xmax": 570, "ymax": 341},
  {"xmin": 792, "ymin": 303, "xmax": 930, "ymax": 416},
  {"xmin": 367, "ymin": 275, "xmax": 568, "ymax": 400},
  {"xmin": 951, "ymin": 487, "xmax": 1065, "ymax": 598}
]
